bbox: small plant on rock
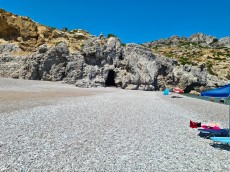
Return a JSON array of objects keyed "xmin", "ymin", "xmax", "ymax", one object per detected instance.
[{"xmin": 108, "ymin": 34, "xmax": 117, "ymax": 38}]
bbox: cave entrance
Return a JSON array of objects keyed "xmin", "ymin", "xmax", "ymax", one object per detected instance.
[{"xmin": 105, "ymin": 70, "xmax": 117, "ymax": 87}]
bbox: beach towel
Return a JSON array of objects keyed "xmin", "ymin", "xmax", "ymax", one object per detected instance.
[
  {"xmin": 198, "ymin": 129, "xmax": 228, "ymax": 138},
  {"xmin": 201, "ymin": 125, "xmax": 220, "ymax": 130},
  {"xmin": 189, "ymin": 120, "xmax": 220, "ymax": 129}
]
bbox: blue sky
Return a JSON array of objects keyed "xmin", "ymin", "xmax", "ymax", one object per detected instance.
[{"xmin": 0, "ymin": 0, "xmax": 229, "ymax": 43}]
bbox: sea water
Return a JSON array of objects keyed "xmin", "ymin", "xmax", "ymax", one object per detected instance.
[{"xmin": 184, "ymin": 94, "xmax": 230, "ymax": 105}]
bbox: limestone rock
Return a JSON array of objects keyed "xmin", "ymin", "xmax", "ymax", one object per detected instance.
[
  {"xmin": 82, "ymin": 36, "xmax": 122, "ymax": 65},
  {"xmin": 0, "ymin": 54, "xmax": 24, "ymax": 78},
  {"xmin": 18, "ymin": 42, "xmax": 68, "ymax": 81},
  {"xmin": 121, "ymin": 44, "xmax": 157, "ymax": 89},
  {"xmin": 205, "ymin": 74, "xmax": 229, "ymax": 90},
  {"xmin": 189, "ymin": 33, "xmax": 218, "ymax": 45},
  {"xmin": 218, "ymin": 37, "xmax": 230, "ymax": 48},
  {"xmin": 63, "ymin": 53, "xmax": 85, "ymax": 84},
  {"xmin": 0, "ymin": 43, "xmax": 21, "ymax": 54},
  {"xmin": 172, "ymin": 64, "xmax": 208, "ymax": 92}
]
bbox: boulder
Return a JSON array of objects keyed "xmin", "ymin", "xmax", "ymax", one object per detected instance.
[{"xmin": 38, "ymin": 44, "xmax": 48, "ymax": 53}]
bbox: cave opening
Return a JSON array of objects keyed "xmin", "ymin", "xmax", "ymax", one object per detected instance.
[
  {"xmin": 153, "ymin": 76, "xmax": 159, "ymax": 91},
  {"xmin": 105, "ymin": 70, "xmax": 117, "ymax": 87}
]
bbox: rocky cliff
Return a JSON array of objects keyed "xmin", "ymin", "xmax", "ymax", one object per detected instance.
[
  {"xmin": 144, "ymin": 34, "xmax": 230, "ymax": 81},
  {"xmin": 0, "ymin": 9, "xmax": 229, "ymax": 92},
  {"xmin": 0, "ymin": 9, "xmax": 90, "ymax": 52}
]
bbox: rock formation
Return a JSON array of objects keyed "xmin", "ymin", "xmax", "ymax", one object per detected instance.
[
  {"xmin": 219, "ymin": 37, "xmax": 230, "ymax": 48},
  {"xmin": 0, "ymin": 9, "xmax": 229, "ymax": 93},
  {"xmin": 144, "ymin": 33, "xmax": 230, "ymax": 87},
  {"xmin": 189, "ymin": 33, "xmax": 218, "ymax": 46}
]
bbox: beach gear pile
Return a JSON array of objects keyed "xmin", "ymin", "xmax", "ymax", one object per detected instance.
[
  {"xmin": 190, "ymin": 120, "xmax": 230, "ymax": 145},
  {"xmin": 163, "ymin": 88, "xmax": 184, "ymax": 98},
  {"xmin": 190, "ymin": 83, "xmax": 230, "ymax": 146}
]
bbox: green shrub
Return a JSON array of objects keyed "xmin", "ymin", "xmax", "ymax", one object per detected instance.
[
  {"xmin": 208, "ymin": 68, "xmax": 216, "ymax": 75},
  {"xmin": 225, "ymin": 53, "xmax": 230, "ymax": 57},
  {"xmin": 108, "ymin": 34, "xmax": 117, "ymax": 38},
  {"xmin": 227, "ymin": 73, "xmax": 230, "ymax": 80},
  {"xmin": 50, "ymin": 27, "xmax": 56, "ymax": 30},
  {"xmin": 55, "ymin": 41, "xmax": 62, "ymax": 46},
  {"xmin": 121, "ymin": 43, "xmax": 126, "ymax": 47},
  {"xmin": 213, "ymin": 57, "xmax": 223, "ymax": 61},
  {"xmin": 216, "ymin": 52, "xmax": 225, "ymax": 56},
  {"xmin": 179, "ymin": 57, "xmax": 192, "ymax": 65},
  {"xmin": 165, "ymin": 53, "xmax": 174, "ymax": 58},
  {"xmin": 206, "ymin": 61, "xmax": 212, "ymax": 68},
  {"xmin": 62, "ymin": 27, "xmax": 68, "ymax": 32},
  {"xmin": 206, "ymin": 62, "xmax": 216, "ymax": 75},
  {"xmin": 179, "ymin": 41, "xmax": 202, "ymax": 48}
]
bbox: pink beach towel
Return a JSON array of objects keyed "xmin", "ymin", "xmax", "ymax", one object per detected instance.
[{"xmin": 201, "ymin": 125, "xmax": 220, "ymax": 130}]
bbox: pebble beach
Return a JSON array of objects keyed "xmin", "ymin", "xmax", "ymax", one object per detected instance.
[{"xmin": 0, "ymin": 78, "xmax": 229, "ymax": 171}]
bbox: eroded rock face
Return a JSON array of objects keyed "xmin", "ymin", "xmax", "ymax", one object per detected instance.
[
  {"xmin": 0, "ymin": 9, "xmax": 229, "ymax": 92},
  {"xmin": 18, "ymin": 42, "xmax": 68, "ymax": 81},
  {"xmin": 83, "ymin": 36, "xmax": 123, "ymax": 65},
  {"xmin": 0, "ymin": 9, "xmax": 41, "ymax": 48},
  {"xmin": 172, "ymin": 64, "xmax": 208, "ymax": 92},
  {"xmin": 0, "ymin": 9, "xmax": 90, "ymax": 52},
  {"xmin": 0, "ymin": 17, "xmax": 20, "ymax": 40},
  {"xmin": 1, "ymin": 38, "xmax": 225, "ymax": 92},
  {"xmin": 119, "ymin": 44, "xmax": 156, "ymax": 90}
]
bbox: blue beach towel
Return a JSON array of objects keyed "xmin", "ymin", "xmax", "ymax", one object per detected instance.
[
  {"xmin": 210, "ymin": 137, "xmax": 230, "ymax": 144},
  {"xmin": 198, "ymin": 129, "xmax": 229, "ymax": 138}
]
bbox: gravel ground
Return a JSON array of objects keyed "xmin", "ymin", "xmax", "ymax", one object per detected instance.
[{"xmin": 0, "ymin": 78, "xmax": 229, "ymax": 171}]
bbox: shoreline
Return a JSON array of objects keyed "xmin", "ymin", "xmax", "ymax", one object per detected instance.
[{"xmin": 184, "ymin": 93, "xmax": 230, "ymax": 105}]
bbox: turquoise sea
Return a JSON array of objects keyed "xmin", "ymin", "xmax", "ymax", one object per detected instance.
[{"xmin": 184, "ymin": 94, "xmax": 230, "ymax": 105}]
